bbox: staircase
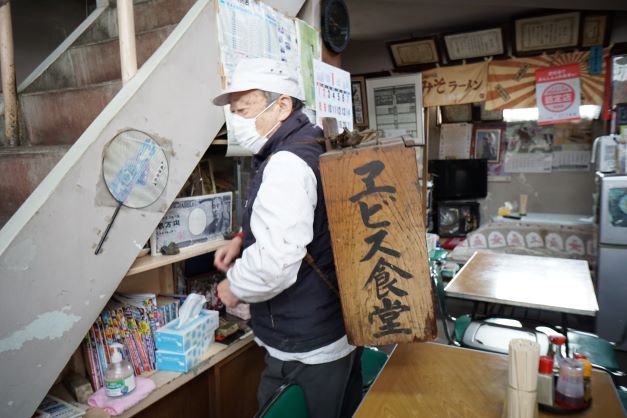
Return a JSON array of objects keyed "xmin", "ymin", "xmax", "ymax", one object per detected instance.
[
  {"xmin": 0, "ymin": 0, "xmax": 227, "ymax": 416},
  {"xmin": 0, "ymin": 0, "xmax": 195, "ymax": 227}
]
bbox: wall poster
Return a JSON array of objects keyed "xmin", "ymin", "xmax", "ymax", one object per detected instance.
[
  {"xmin": 503, "ymin": 123, "xmax": 553, "ymax": 173},
  {"xmin": 536, "ymin": 64, "xmax": 581, "ymax": 126},
  {"xmin": 366, "ymin": 74, "xmax": 424, "ymax": 143},
  {"xmin": 313, "ymin": 59, "xmax": 353, "ymax": 131}
]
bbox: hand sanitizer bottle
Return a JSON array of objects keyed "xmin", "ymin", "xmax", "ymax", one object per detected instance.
[{"xmin": 105, "ymin": 343, "xmax": 136, "ymax": 397}]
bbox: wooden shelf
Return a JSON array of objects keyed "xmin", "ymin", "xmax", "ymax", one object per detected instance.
[
  {"xmin": 126, "ymin": 240, "xmax": 228, "ymax": 276},
  {"xmin": 116, "ymin": 332, "xmax": 254, "ymax": 418},
  {"xmin": 73, "ymin": 332, "xmax": 254, "ymax": 418}
]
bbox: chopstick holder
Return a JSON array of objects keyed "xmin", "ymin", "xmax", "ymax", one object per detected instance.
[{"xmin": 503, "ymin": 339, "xmax": 540, "ymax": 418}]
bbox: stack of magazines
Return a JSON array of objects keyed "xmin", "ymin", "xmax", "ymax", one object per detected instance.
[{"xmin": 82, "ymin": 293, "xmax": 180, "ymax": 390}]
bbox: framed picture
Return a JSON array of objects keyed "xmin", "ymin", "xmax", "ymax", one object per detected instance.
[
  {"xmin": 388, "ymin": 37, "xmax": 439, "ymax": 68},
  {"xmin": 441, "ymin": 104, "xmax": 472, "ymax": 123},
  {"xmin": 366, "ymin": 74, "xmax": 424, "ymax": 144},
  {"xmin": 582, "ymin": 13, "xmax": 610, "ymax": 47},
  {"xmin": 478, "ymin": 102, "xmax": 503, "ymax": 121},
  {"xmin": 514, "ymin": 12, "xmax": 581, "ymax": 55},
  {"xmin": 351, "ymin": 76, "xmax": 369, "ymax": 129},
  {"xmin": 473, "ymin": 126, "xmax": 502, "ymax": 163},
  {"xmin": 443, "ymin": 27, "xmax": 505, "ymax": 62}
]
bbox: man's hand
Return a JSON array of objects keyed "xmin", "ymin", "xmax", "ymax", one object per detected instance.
[
  {"xmin": 217, "ymin": 279, "xmax": 240, "ymax": 308},
  {"xmin": 214, "ymin": 236, "xmax": 243, "ymax": 272}
]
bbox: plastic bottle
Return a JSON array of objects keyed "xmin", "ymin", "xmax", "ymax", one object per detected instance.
[
  {"xmin": 105, "ymin": 343, "xmax": 136, "ymax": 397},
  {"xmin": 537, "ymin": 355, "xmax": 555, "ymax": 406},
  {"xmin": 574, "ymin": 354, "xmax": 592, "ymax": 403},
  {"xmin": 555, "ymin": 358, "xmax": 585, "ymax": 409}
]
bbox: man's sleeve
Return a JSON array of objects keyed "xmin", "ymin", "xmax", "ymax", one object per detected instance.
[{"xmin": 226, "ymin": 151, "xmax": 317, "ymax": 303}]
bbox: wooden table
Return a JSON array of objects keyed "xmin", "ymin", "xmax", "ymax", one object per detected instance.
[
  {"xmin": 444, "ymin": 251, "xmax": 599, "ymax": 316},
  {"xmin": 354, "ymin": 343, "xmax": 624, "ymax": 418}
]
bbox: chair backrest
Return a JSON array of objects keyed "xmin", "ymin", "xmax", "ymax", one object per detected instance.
[
  {"xmin": 430, "ymin": 258, "xmax": 457, "ymax": 344},
  {"xmin": 255, "ymin": 383, "xmax": 309, "ymax": 418},
  {"xmin": 361, "ymin": 347, "xmax": 388, "ymax": 389}
]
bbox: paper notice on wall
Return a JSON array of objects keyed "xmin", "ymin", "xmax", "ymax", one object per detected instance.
[
  {"xmin": 438, "ymin": 123, "xmax": 472, "ymax": 159},
  {"xmin": 536, "ymin": 64, "xmax": 581, "ymax": 125},
  {"xmin": 216, "ymin": 0, "xmax": 299, "ymax": 87},
  {"xmin": 217, "ymin": 0, "xmax": 303, "ymax": 156},
  {"xmin": 313, "ymin": 59, "xmax": 353, "ymax": 131},
  {"xmin": 297, "ymin": 20, "xmax": 321, "ymax": 109},
  {"xmin": 551, "ymin": 146, "xmax": 591, "ymax": 171}
]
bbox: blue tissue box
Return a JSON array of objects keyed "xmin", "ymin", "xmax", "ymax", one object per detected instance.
[
  {"xmin": 155, "ymin": 309, "xmax": 218, "ymax": 353},
  {"xmin": 155, "ymin": 333, "xmax": 215, "ymax": 372}
]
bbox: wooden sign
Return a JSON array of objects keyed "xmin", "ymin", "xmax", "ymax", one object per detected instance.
[{"xmin": 320, "ymin": 142, "xmax": 437, "ymax": 346}]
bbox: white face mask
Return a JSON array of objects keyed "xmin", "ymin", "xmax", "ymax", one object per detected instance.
[{"xmin": 230, "ymin": 100, "xmax": 281, "ymax": 154}]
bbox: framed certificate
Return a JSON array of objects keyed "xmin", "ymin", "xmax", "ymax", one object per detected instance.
[
  {"xmin": 388, "ymin": 37, "xmax": 440, "ymax": 68},
  {"xmin": 514, "ymin": 12, "xmax": 581, "ymax": 55},
  {"xmin": 443, "ymin": 27, "xmax": 505, "ymax": 62},
  {"xmin": 351, "ymin": 76, "xmax": 369, "ymax": 129},
  {"xmin": 366, "ymin": 74, "xmax": 424, "ymax": 144}
]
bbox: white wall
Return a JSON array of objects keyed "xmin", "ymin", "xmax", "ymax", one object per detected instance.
[{"xmin": 1, "ymin": 0, "xmax": 88, "ymax": 91}]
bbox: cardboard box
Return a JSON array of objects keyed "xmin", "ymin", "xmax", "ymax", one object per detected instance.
[{"xmin": 155, "ymin": 310, "xmax": 218, "ymax": 353}]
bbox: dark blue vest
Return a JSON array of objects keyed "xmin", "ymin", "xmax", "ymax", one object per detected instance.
[{"xmin": 241, "ymin": 111, "xmax": 346, "ymax": 353}]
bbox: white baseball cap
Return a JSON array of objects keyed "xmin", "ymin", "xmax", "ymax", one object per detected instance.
[{"xmin": 212, "ymin": 57, "xmax": 304, "ymax": 106}]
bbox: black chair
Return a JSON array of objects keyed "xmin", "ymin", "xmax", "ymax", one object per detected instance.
[{"xmin": 430, "ymin": 254, "xmax": 552, "ymax": 355}]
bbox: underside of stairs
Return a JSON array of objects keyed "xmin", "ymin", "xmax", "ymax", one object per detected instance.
[
  {"xmin": 0, "ymin": 0, "xmax": 195, "ymax": 227},
  {"xmin": 0, "ymin": 0, "xmax": 228, "ymax": 416}
]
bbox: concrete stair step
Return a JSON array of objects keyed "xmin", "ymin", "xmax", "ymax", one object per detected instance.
[
  {"xmin": 75, "ymin": 0, "xmax": 196, "ymax": 46},
  {"xmin": 20, "ymin": 81, "xmax": 122, "ymax": 146},
  {"xmin": 25, "ymin": 25, "xmax": 175, "ymax": 92},
  {"xmin": 0, "ymin": 145, "xmax": 69, "ymax": 227}
]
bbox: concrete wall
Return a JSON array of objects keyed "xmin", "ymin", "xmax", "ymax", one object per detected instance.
[
  {"xmin": 0, "ymin": 1, "xmax": 225, "ymax": 416},
  {"xmin": 1, "ymin": 0, "xmax": 88, "ymax": 91}
]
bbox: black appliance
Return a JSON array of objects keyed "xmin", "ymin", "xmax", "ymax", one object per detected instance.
[{"xmin": 429, "ymin": 159, "xmax": 488, "ymax": 201}]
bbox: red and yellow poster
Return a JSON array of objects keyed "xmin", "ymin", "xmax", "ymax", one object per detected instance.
[{"xmin": 485, "ymin": 49, "xmax": 608, "ymax": 111}]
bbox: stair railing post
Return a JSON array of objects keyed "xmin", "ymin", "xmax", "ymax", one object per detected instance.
[
  {"xmin": 116, "ymin": 0, "xmax": 137, "ymax": 84},
  {"xmin": 0, "ymin": 0, "xmax": 19, "ymax": 146}
]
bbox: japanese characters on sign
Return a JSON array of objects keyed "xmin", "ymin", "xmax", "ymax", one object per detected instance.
[
  {"xmin": 350, "ymin": 160, "xmax": 414, "ymax": 338},
  {"xmin": 536, "ymin": 64, "xmax": 581, "ymax": 125},
  {"xmin": 421, "ymin": 62, "xmax": 488, "ymax": 107}
]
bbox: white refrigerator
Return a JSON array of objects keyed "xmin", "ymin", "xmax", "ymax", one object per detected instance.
[{"xmin": 596, "ymin": 173, "xmax": 627, "ymax": 350}]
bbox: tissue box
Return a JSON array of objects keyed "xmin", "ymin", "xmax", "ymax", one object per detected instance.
[
  {"xmin": 155, "ymin": 309, "xmax": 218, "ymax": 353},
  {"xmin": 155, "ymin": 336, "xmax": 213, "ymax": 373}
]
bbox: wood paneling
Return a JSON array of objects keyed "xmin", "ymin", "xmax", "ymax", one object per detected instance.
[{"xmin": 208, "ymin": 342, "xmax": 265, "ymax": 418}]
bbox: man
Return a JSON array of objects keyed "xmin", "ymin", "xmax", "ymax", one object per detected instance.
[{"xmin": 212, "ymin": 58, "xmax": 362, "ymax": 418}]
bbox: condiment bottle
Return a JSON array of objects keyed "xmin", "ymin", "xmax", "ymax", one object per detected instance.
[
  {"xmin": 548, "ymin": 334, "xmax": 566, "ymax": 372},
  {"xmin": 537, "ymin": 355, "xmax": 554, "ymax": 406},
  {"xmin": 574, "ymin": 354, "xmax": 592, "ymax": 403},
  {"xmin": 555, "ymin": 358, "xmax": 585, "ymax": 409}
]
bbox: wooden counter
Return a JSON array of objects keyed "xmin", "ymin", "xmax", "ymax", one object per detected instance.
[{"xmin": 355, "ymin": 342, "xmax": 624, "ymax": 418}]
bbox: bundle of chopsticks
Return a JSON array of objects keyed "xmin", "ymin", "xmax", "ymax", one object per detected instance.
[{"xmin": 504, "ymin": 339, "xmax": 540, "ymax": 418}]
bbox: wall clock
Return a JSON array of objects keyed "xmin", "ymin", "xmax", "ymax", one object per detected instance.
[{"xmin": 321, "ymin": 0, "xmax": 350, "ymax": 54}]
